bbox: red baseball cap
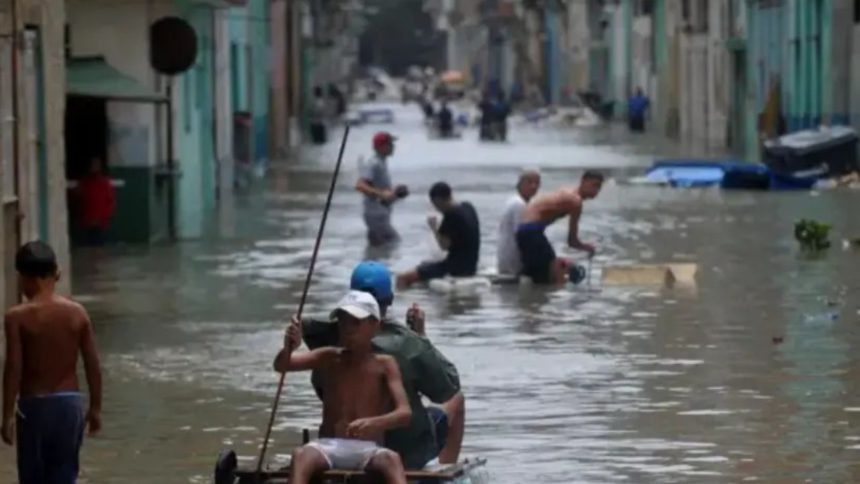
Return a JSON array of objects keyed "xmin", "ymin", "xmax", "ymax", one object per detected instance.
[{"xmin": 373, "ymin": 132, "xmax": 397, "ymax": 149}]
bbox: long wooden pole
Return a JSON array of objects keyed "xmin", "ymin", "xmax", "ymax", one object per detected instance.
[{"xmin": 255, "ymin": 125, "xmax": 351, "ymax": 476}]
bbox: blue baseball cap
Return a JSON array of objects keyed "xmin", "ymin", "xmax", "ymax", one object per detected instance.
[{"xmin": 350, "ymin": 261, "xmax": 393, "ymax": 307}]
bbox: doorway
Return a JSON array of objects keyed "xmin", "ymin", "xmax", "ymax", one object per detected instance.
[{"xmin": 65, "ymin": 95, "xmax": 107, "ymax": 244}]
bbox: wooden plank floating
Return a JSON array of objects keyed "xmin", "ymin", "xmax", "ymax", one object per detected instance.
[
  {"xmin": 234, "ymin": 458, "xmax": 486, "ymax": 483},
  {"xmin": 601, "ymin": 263, "xmax": 698, "ymax": 286}
]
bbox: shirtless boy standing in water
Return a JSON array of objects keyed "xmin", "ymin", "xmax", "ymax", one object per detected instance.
[
  {"xmin": 3, "ymin": 241, "xmax": 103, "ymax": 484},
  {"xmin": 517, "ymin": 171, "xmax": 604, "ymax": 284},
  {"xmin": 273, "ymin": 290, "xmax": 411, "ymax": 484}
]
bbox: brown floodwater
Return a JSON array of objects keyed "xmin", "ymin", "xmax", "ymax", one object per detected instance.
[{"xmin": 2, "ymin": 104, "xmax": 860, "ymax": 483}]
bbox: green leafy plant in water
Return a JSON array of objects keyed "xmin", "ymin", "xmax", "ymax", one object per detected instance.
[{"xmin": 794, "ymin": 219, "xmax": 832, "ymax": 252}]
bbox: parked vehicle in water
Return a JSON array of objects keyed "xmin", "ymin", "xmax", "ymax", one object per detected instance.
[{"xmin": 763, "ymin": 126, "xmax": 858, "ymax": 176}]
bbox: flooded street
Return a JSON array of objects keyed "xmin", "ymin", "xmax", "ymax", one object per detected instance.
[{"xmin": 4, "ymin": 104, "xmax": 860, "ymax": 483}]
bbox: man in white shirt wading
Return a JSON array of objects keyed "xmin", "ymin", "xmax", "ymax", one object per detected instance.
[{"xmin": 496, "ymin": 170, "xmax": 541, "ymax": 276}]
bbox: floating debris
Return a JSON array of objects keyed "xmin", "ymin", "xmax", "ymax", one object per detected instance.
[{"xmin": 794, "ymin": 219, "xmax": 831, "ymax": 252}]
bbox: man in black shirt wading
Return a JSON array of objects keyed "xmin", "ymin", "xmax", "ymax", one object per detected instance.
[{"xmin": 397, "ymin": 182, "xmax": 481, "ymax": 289}]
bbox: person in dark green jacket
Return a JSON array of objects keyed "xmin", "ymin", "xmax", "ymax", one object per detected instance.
[{"xmin": 277, "ymin": 261, "xmax": 465, "ymax": 470}]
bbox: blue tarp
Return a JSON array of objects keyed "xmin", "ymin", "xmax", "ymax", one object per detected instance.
[{"xmin": 645, "ymin": 160, "xmax": 818, "ymax": 190}]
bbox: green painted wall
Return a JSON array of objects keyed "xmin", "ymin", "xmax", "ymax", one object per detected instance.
[
  {"xmin": 744, "ymin": 1, "xmax": 760, "ymax": 162},
  {"xmin": 250, "ymin": 0, "xmax": 270, "ymax": 163},
  {"xmin": 173, "ymin": 0, "xmax": 216, "ymax": 239},
  {"xmin": 229, "ymin": 4, "xmax": 250, "ymax": 112},
  {"xmin": 624, "ymin": 0, "xmax": 632, "ymax": 102},
  {"xmin": 228, "ymin": 0, "xmax": 269, "ymax": 163},
  {"xmin": 820, "ymin": 0, "xmax": 833, "ymax": 119},
  {"xmin": 195, "ymin": 11, "xmax": 216, "ymax": 212},
  {"xmin": 610, "ymin": 0, "xmax": 633, "ymax": 117},
  {"xmin": 788, "ymin": 0, "xmax": 828, "ymax": 129}
]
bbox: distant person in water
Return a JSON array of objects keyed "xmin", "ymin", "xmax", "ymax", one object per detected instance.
[
  {"xmin": 328, "ymin": 83, "xmax": 346, "ymax": 119},
  {"xmin": 517, "ymin": 171, "xmax": 604, "ymax": 285},
  {"xmin": 310, "ymin": 86, "xmax": 328, "ymax": 144},
  {"xmin": 627, "ymin": 87, "xmax": 649, "ymax": 133},
  {"xmin": 436, "ymin": 101, "xmax": 453, "ymax": 138},
  {"xmin": 421, "ymin": 98, "xmax": 435, "ymax": 121},
  {"xmin": 3, "ymin": 241, "xmax": 103, "ymax": 484},
  {"xmin": 274, "ymin": 291, "xmax": 411, "ymax": 484},
  {"xmin": 497, "ymin": 170, "xmax": 541, "ymax": 276},
  {"xmin": 493, "ymin": 90, "xmax": 510, "ymax": 141},
  {"xmin": 397, "ymin": 182, "xmax": 480, "ymax": 289}
]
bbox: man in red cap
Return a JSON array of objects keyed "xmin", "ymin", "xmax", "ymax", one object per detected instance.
[{"xmin": 356, "ymin": 132, "xmax": 408, "ymax": 246}]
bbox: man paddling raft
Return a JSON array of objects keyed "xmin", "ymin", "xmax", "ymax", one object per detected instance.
[
  {"xmin": 275, "ymin": 290, "xmax": 412, "ymax": 484},
  {"xmin": 285, "ymin": 262, "xmax": 465, "ymax": 470},
  {"xmin": 517, "ymin": 170, "xmax": 604, "ymax": 284}
]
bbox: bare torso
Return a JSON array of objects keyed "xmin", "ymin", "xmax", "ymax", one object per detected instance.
[
  {"xmin": 8, "ymin": 296, "xmax": 87, "ymax": 397},
  {"xmin": 319, "ymin": 351, "xmax": 392, "ymax": 444},
  {"xmin": 521, "ymin": 188, "xmax": 582, "ymax": 226}
]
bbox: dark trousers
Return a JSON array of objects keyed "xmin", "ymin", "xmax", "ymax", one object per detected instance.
[
  {"xmin": 310, "ymin": 123, "xmax": 327, "ymax": 144},
  {"xmin": 84, "ymin": 227, "xmax": 106, "ymax": 246},
  {"xmin": 17, "ymin": 394, "xmax": 85, "ymax": 484},
  {"xmin": 629, "ymin": 115, "xmax": 645, "ymax": 132}
]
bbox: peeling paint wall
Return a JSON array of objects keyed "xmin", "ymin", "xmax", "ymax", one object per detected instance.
[{"xmin": 1, "ymin": 0, "xmax": 70, "ymax": 308}]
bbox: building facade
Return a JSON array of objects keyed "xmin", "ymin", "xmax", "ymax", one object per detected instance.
[
  {"xmin": 64, "ymin": 0, "xmax": 286, "ymax": 242},
  {"xmin": 577, "ymin": 0, "xmax": 858, "ymax": 160},
  {"xmin": 1, "ymin": 0, "xmax": 70, "ymax": 310}
]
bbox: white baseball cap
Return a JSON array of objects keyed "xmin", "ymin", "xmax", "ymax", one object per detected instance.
[{"xmin": 330, "ymin": 290, "xmax": 381, "ymax": 321}]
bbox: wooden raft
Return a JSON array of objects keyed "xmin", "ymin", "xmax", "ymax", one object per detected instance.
[
  {"xmin": 234, "ymin": 458, "xmax": 486, "ymax": 483},
  {"xmin": 601, "ymin": 263, "xmax": 698, "ymax": 287}
]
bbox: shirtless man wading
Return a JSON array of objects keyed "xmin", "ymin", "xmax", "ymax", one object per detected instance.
[{"xmin": 517, "ymin": 171, "xmax": 604, "ymax": 284}]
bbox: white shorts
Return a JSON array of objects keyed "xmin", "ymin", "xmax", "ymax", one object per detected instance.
[{"xmin": 305, "ymin": 438, "xmax": 385, "ymax": 470}]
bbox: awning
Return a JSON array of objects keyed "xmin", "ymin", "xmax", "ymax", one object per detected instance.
[{"xmin": 66, "ymin": 57, "xmax": 167, "ymax": 103}]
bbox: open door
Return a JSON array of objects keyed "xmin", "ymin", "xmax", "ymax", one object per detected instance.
[{"xmin": 64, "ymin": 95, "xmax": 108, "ymax": 246}]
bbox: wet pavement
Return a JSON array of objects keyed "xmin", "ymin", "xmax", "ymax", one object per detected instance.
[{"xmin": 3, "ymin": 104, "xmax": 860, "ymax": 483}]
